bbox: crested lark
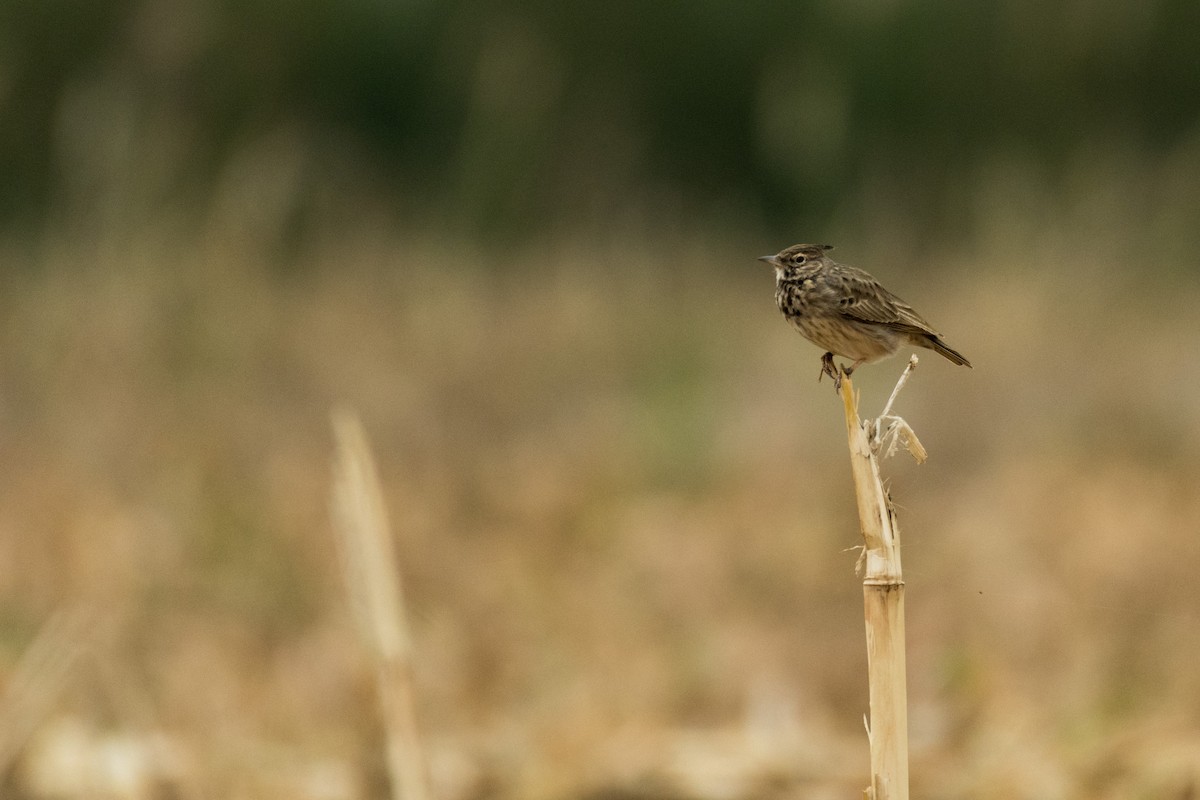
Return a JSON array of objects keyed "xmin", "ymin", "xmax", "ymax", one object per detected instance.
[{"xmin": 760, "ymin": 243, "xmax": 971, "ymax": 385}]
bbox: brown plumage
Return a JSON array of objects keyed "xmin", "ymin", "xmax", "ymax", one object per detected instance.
[{"xmin": 758, "ymin": 243, "xmax": 971, "ymax": 384}]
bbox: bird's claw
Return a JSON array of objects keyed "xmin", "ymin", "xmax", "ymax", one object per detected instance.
[{"xmin": 818, "ymin": 352, "xmax": 841, "ymax": 389}]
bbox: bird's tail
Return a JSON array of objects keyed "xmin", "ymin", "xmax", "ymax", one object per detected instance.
[{"xmin": 926, "ymin": 336, "xmax": 972, "ymax": 368}]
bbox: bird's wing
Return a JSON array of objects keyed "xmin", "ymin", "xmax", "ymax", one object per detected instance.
[{"xmin": 834, "ymin": 265, "xmax": 940, "ymax": 335}]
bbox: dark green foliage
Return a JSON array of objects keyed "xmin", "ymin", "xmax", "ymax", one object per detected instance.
[{"xmin": 1, "ymin": 0, "xmax": 1197, "ymax": 244}]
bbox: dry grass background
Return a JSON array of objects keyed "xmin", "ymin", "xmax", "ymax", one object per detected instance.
[{"xmin": 1, "ymin": 170, "xmax": 1200, "ymax": 799}]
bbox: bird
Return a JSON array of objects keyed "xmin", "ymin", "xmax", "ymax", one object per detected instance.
[{"xmin": 759, "ymin": 243, "xmax": 971, "ymax": 385}]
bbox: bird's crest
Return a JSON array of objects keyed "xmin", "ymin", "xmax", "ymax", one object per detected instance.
[{"xmin": 780, "ymin": 243, "xmax": 833, "ymax": 263}]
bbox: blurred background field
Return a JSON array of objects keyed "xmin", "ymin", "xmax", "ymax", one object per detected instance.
[{"xmin": 2, "ymin": 1, "xmax": 1200, "ymax": 798}]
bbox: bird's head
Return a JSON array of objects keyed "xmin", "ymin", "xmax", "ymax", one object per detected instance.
[{"xmin": 757, "ymin": 243, "xmax": 833, "ymax": 280}]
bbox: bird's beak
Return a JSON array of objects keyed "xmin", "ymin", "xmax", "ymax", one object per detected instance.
[{"xmin": 757, "ymin": 255, "xmax": 780, "ymax": 267}]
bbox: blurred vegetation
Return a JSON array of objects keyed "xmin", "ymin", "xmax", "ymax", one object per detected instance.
[
  {"xmin": 2, "ymin": 2, "xmax": 1200, "ymax": 799},
  {"xmin": 2, "ymin": 0, "xmax": 1199, "ymax": 249}
]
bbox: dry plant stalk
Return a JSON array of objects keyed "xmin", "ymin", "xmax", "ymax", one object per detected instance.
[
  {"xmin": 331, "ymin": 410, "xmax": 430, "ymax": 800},
  {"xmin": 0, "ymin": 607, "xmax": 93, "ymax": 774},
  {"xmin": 840, "ymin": 356, "xmax": 925, "ymax": 800}
]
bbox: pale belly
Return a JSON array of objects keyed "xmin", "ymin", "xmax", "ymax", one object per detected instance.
[{"xmin": 787, "ymin": 314, "xmax": 901, "ymax": 362}]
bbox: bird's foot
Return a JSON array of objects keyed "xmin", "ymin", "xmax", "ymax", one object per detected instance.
[
  {"xmin": 818, "ymin": 352, "xmax": 838, "ymax": 382},
  {"xmin": 818, "ymin": 352, "xmax": 842, "ymax": 390},
  {"xmin": 822, "ymin": 356, "xmax": 868, "ymax": 393}
]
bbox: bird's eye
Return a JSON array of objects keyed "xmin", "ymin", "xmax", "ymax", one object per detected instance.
[{"xmin": 793, "ymin": 255, "xmax": 806, "ymax": 264}]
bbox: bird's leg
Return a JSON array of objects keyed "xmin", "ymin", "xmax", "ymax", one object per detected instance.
[
  {"xmin": 831, "ymin": 358, "xmax": 869, "ymax": 393},
  {"xmin": 818, "ymin": 352, "xmax": 839, "ymax": 384}
]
